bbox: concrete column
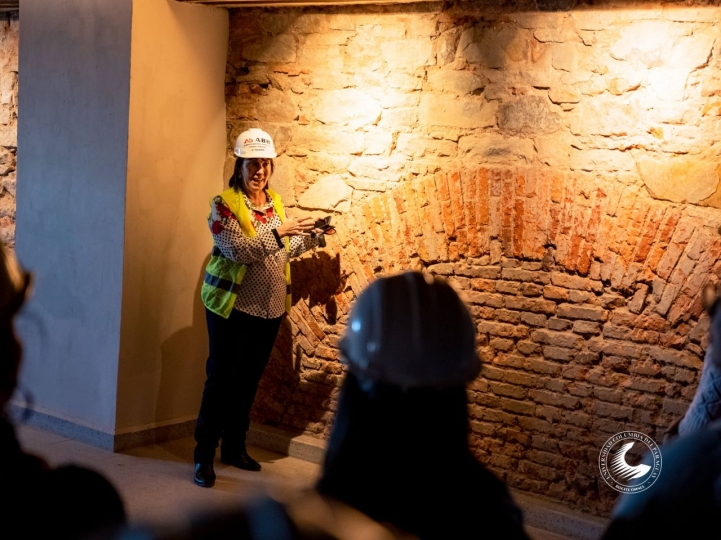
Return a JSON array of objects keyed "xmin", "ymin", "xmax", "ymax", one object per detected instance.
[{"xmin": 16, "ymin": 0, "xmax": 228, "ymax": 450}]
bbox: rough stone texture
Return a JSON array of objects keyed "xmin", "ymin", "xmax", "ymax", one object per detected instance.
[
  {"xmin": 0, "ymin": 14, "xmax": 17, "ymax": 248},
  {"xmin": 297, "ymin": 174, "xmax": 352, "ymax": 211},
  {"xmin": 635, "ymin": 154, "xmax": 720, "ymax": 204},
  {"xmin": 226, "ymin": 3, "xmax": 721, "ymax": 518}
]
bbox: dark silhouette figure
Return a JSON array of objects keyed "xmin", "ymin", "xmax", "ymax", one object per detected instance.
[
  {"xmin": 316, "ymin": 271, "xmax": 529, "ymax": 539},
  {"xmin": 0, "ymin": 245, "xmax": 125, "ymax": 538}
]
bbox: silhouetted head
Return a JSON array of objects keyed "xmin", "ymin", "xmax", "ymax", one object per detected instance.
[{"xmin": 339, "ymin": 271, "xmax": 480, "ymax": 391}]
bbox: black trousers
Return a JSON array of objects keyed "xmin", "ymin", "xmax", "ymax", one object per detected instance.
[{"xmin": 194, "ymin": 308, "xmax": 283, "ymax": 464}]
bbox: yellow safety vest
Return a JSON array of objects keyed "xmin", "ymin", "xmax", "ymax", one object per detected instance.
[{"xmin": 201, "ymin": 187, "xmax": 291, "ymax": 319}]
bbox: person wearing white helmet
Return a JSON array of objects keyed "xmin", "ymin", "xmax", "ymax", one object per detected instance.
[
  {"xmin": 316, "ymin": 272, "xmax": 529, "ymax": 539},
  {"xmin": 194, "ymin": 128, "xmax": 327, "ymax": 487}
]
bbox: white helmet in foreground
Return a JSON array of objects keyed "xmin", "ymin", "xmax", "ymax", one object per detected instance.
[
  {"xmin": 234, "ymin": 128, "xmax": 277, "ymax": 158},
  {"xmin": 339, "ymin": 271, "xmax": 480, "ymax": 389}
]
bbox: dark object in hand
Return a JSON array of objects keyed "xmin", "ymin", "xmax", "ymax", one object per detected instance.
[{"xmin": 312, "ymin": 216, "xmax": 336, "ymax": 237}]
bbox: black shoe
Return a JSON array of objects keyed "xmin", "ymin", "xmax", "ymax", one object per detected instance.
[
  {"xmin": 221, "ymin": 449, "xmax": 261, "ymax": 471},
  {"xmin": 194, "ymin": 463, "xmax": 216, "ymax": 487}
]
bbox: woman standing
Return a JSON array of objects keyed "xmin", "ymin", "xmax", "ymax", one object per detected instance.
[{"xmin": 194, "ymin": 128, "xmax": 321, "ymax": 488}]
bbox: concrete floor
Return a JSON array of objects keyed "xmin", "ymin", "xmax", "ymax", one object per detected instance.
[{"xmin": 17, "ymin": 424, "xmax": 583, "ymax": 539}]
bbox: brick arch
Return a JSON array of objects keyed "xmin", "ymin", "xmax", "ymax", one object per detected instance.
[{"xmin": 256, "ymin": 167, "xmax": 721, "ymax": 515}]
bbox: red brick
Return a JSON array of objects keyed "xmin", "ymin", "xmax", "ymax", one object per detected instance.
[
  {"xmin": 530, "ymin": 389, "xmax": 579, "ymax": 409},
  {"xmin": 521, "ymin": 312, "xmax": 548, "ymax": 327},
  {"xmin": 548, "ymin": 318, "xmax": 572, "ymax": 331},
  {"xmin": 630, "ymin": 361, "xmax": 662, "ymax": 377},
  {"xmin": 493, "ymin": 353, "xmax": 527, "ymax": 369},
  {"xmin": 602, "ymin": 324, "xmax": 631, "ymax": 340},
  {"xmin": 478, "ymin": 320, "xmax": 529, "ymax": 339},
  {"xmin": 470, "ymin": 278, "xmax": 496, "ymax": 292},
  {"xmin": 648, "ymin": 346, "xmax": 702, "ymax": 369},
  {"xmin": 503, "ymin": 370, "xmax": 541, "ymax": 387},
  {"xmin": 573, "ymin": 320, "xmax": 601, "ymax": 335},
  {"xmin": 490, "ymin": 381, "xmax": 527, "ymax": 399},
  {"xmin": 496, "ymin": 309, "xmax": 522, "ymax": 324},
  {"xmin": 624, "ymin": 378, "xmax": 666, "ymax": 394},
  {"xmin": 502, "ymin": 268, "xmax": 552, "ymax": 284},
  {"xmin": 496, "ymin": 281, "xmax": 521, "ymax": 295},
  {"xmin": 491, "ymin": 338, "xmax": 515, "ymax": 351},
  {"xmin": 564, "ymin": 410, "xmax": 593, "ymax": 428},
  {"xmin": 593, "ymin": 401, "xmax": 633, "ymax": 420},
  {"xmin": 519, "ymin": 460, "xmax": 564, "ymax": 482},
  {"xmin": 543, "ymin": 285, "xmax": 570, "ymax": 301},
  {"xmin": 589, "ymin": 339, "xmax": 643, "ymax": 358},
  {"xmin": 550, "ymin": 272, "xmax": 603, "ymax": 292},
  {"xmin": 592, "ymin": 387, "xmax": 624, "ymax": 403},
  {"xmin": 523, "ymin": 358, "xmax": 560, "ymax": 379},
  {"xmin": 543, "ymin": 346, "xmax": 576, "ymax": 362},
  {"xmin": 662, "ymin": 399, "xmax": 689, "ymax": 415},
  {"xmin": 531, "ymin": 329, "xmax": 584, "ymax": 349},
  {"xmin": 600, "ymin": 356, "xmax": 629, "ymax": 371},
  {"xmin": 499, "ymin": 397, "xmax": 536, "ymax": 415},
  {"xmin": 557, "ymin": 303, "xmax": 608, "ymax": 322},
  {"xmin": 506, "ymin": 297, "xmax": 558, "ymax": 314},
  {"xmin": 567, "ymin": 382, "xmax": 592, "ymax": 397},
  {"xmin": 466, "ymin": 291, "xmax": 505, "ymax": 307},
  {"xmin": 517, "ymin": 340, "xmax": 541, "ymax": 355}
]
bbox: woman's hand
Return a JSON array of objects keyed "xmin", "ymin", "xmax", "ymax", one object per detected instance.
[{"xmin": 276, "ymin": 216, "xmax": 316, "ymax": 238}]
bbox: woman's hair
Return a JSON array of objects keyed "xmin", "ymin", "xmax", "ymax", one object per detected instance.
[{"xmin": 229, "ymin": 157, "xmax": 275, "ymax": 192}]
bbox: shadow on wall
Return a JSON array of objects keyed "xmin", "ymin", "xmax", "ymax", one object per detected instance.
[
  {"xmin": 252, "ymin": 251, "xmax": 346, "ymax": 439},
  {"xmin": 156, "ymin": 255, "xmax": 210, "ymax": 436}
]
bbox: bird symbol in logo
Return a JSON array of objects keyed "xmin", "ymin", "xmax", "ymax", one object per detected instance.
[{"xmin": 610, "ymin": 442, "xmax": 651, "ymax": 480}]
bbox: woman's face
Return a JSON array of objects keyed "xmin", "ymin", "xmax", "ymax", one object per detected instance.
[{"xmin": 240, "ymin": 158, "xmax": 272, "ymax": 197}]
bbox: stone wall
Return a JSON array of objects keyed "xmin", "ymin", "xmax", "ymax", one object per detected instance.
[
  {"xmin": 0, "ymin": 13, "xmax": 17, "ymax": 248},
  {"xmin": 227, "ymin": 2, "xmax": 721, "ymax": 515}
]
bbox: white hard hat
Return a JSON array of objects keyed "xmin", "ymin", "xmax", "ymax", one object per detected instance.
[
  {"xmin": 339, "ymin": 272, "xmax": 481, "ymax": 389},
  {"xmin": 234, "ymin": 128, "xmax": 277, "ymax": 158}
]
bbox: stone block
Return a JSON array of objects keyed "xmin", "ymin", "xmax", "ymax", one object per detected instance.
[
  {"xmin": 569, "ymin": 149, "xmax": 636, "ymax": 173},
  {"xmin": 244, "ymin": 34, "xmax": 297, "ymax": 63},
  {"xmin": 464, "ymin": 26, "xmax": 530, "ymax": 68},
  {"xmin": 396, "ymin": 134, "xmax": 457, "ymax": 158},
  {"xmin": 382, "ymin": 38, "xmax": 435, "ymax": 71},
  {"xmin": 312, "ymin": 89, "xmax": 381, "ymax": 127},
  {"xmin": 635, "ymin": 154, "xmax": 719, "ymax": 205},
  {"xmin": 426, "ymin": 69, "xmax": 487, "ymax": 95},
  {"xmin": 297, "ymin": 175, "xmax": 353, "ymax": 211},
  {"xmin": 291, "ymin": 126, "xmax": 365, "ymax": 154},
  {"xmin": 458, "ymin": 133, "xmax": 535, "ymax": 165},
  {"xmin": 609, "ymin": 21, "xmax": 679, "ymax": 67},
  {"xmin": 437, "ymin": 27, "xmax": 462, "ymax": 66},
  {"xmin": 419, "ymin": 94, "xmax": 496, "ymax": 129},
  {"xmin": 498, "ymin": 95, "xmax": 561, "ymax": 135}
]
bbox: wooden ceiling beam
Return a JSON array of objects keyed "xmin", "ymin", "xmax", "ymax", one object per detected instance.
[{"xmin": 176, "ymin": 0, "xmax": 424, "ymax": 7}]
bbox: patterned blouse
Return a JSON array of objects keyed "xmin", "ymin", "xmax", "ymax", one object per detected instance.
[{"xmin": 209, "ymin": 190, "xmax": 318, "ymax": 319}]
